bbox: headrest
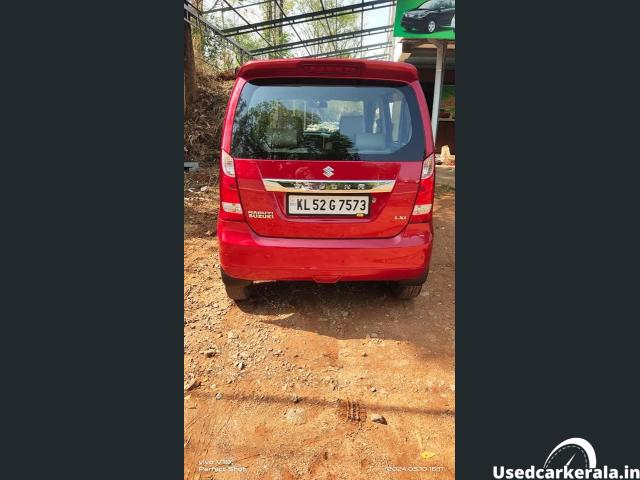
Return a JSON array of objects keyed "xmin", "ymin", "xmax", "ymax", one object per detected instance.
[
  {"xmin": 339, "ymin": 114, "xmax": 365, "ymax": 137},
  {"xmin": 355, "ymin": 133, "xmax": 385, "ymax": 150}
]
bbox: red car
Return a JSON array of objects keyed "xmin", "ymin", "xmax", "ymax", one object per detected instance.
[{"xmin": 217, "ymin": 59, "xmax": 435, "ymax": 300}]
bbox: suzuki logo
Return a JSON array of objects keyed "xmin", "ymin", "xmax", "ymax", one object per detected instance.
[{"xmin": 322, "ymin": 166, "xmax": 334, "ymax": 178}]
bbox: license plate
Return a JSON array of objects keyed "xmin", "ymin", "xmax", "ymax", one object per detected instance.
[{"xmin": 287, "ymin": 195, "xmax": 370, "ymax": 216}]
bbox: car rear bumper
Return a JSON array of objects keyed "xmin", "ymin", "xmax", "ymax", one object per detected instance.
[{"xmin": 217, "ymin": 220, "xmax": 433, "ymax": 283}]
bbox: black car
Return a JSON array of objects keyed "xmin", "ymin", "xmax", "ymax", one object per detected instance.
[{"xmin": 400, "ymin": 0, "xmax": 455, "ymax": 34}]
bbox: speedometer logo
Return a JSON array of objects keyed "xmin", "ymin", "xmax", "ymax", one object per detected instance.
[{"xmin": 543, "ymin": 438, "xmax": 597, "ymax": 469}]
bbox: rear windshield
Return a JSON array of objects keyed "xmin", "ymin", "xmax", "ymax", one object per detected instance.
[{"xmin": 231, "ymin": 79, "xmax": 425, "ymax": 161}]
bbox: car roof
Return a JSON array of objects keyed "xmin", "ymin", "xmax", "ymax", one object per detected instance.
[{"xmin": 237, "ymin": 58, "xmax": 419, "ymax": 84}]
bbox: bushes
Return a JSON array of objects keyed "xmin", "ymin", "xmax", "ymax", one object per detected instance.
[{"xmin": 184, "ymin": 71, "xmax": 234, "ymax": 166}]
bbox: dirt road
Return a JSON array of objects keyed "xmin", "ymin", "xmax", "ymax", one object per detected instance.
[{"xmin": 184, "ymin": 166, "xmax": 455, "ymax": 479}]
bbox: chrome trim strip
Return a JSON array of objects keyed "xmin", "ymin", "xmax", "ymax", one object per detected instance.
[{"xmin": 262, "ymin": 179, "xmax": 396, "ymax": 193}]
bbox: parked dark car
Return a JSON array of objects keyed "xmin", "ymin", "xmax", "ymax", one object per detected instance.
[{"xmin": 401, "ymin": 0, "xmax": 455, "ymax": 34}]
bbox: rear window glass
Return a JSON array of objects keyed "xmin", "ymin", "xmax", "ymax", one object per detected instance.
[{"xmin": 231, "ymin": 79, "xmax": 425, "ymax": 161}]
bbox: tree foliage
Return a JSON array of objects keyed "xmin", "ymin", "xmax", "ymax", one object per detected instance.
[
  {"xmin": 186, "ymin": 0, "xmax": 363, "ymax": 74},
  {"xmin": 294, "ymin": 0, "xmax": 361, "ymax": 56}
]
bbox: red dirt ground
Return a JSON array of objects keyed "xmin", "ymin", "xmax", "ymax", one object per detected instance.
[{"xmin": 184, "ymin": 166, "xmax": 455, "ymax": 479}]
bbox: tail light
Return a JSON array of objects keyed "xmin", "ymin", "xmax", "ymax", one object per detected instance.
[
  {"xmin": 219, "ymin": 150, "xmax": 244, "ymax": 221},
  {"xmin": 410, "ymin": 152, "xmax": 435, "ymax": 223}
]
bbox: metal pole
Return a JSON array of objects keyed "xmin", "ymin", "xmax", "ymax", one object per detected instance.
[
  {"xmin": 221, "ymin": 0, "xmax": 395, "ymax": 36},
  {"xmin": 431, "ymin": 40, "xmax": 447, "ymax": 146},
  {"xmin": 387, "ymin": 1, "xmax": 395, "ymax": 60},
  {"xmin": 250, "ymin": 24, "xmax": 392, "ymax": 55},
  {"xmin": 301, "ymin": 41, "xmax": 391, "ymax": 58},
  {"xmin": 273, "ymin": 0, "xmax": 312, "ymax": 57}
]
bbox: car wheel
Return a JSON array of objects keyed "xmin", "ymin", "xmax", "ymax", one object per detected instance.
[
  {"xmin": 224, "ymin": 283, "xmax": 251, "ymax": 301},
  {"xmin": 393, "ymin": 284, "xmax": 423, "ymax": 299},
  {"xmin": 427, "ymin": 19, "xmax": 437, "ymax": 33}
]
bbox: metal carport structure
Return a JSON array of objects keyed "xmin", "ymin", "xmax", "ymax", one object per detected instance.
[
  {"xmin": 184, "ymin": 0, "xmax": 448, "ymax": 144},
  {"xmin": 183, "ymin": 0, "xmax": 396, "ymax": 61}
]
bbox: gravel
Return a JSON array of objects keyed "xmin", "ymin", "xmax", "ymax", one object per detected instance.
[
  {"xmin": 284, "ymin": 408, "xmax": 306, "ymax": 425},
  {"xmin": 371, "ymin": 414, "xmax": 387, "ymax": 425},
  {"xmin": 184, "ymin": 378, "xmax": 200, "ymax": 391}
]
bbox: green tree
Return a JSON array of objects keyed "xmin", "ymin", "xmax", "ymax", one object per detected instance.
[
  {"xmin": 261, "ymin": 0, "xmax": 290, "ymax": 58},
  {"xmin": 191, "ymin": 0, "xmax": 363, "ymax": 72},
  {"xmin": 293, "ymin": 0, "xmax": 361, "ymax": 56}
]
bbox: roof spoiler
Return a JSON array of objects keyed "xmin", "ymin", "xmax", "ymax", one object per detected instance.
[{"xmin": 236, "ymin": 58, "xmax": 419, "ymax": 83}]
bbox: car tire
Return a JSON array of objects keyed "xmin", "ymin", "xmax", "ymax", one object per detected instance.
[
  {"xmin": 392, "ymin": 268, "xmax": 428, "ymax": 299},
  {"xmin": 224, "ymin": 283, "xmax": 251, "ymax": 301},
  {"xmin": 220, "ymin": 269, "xmax": 253, "ymax": 301},
  {"xmin": 427, "ymin": 19, "xmax": 437, "ymax": 33},
  {"xmin": 393, "ymin": 284, "xmax": 423, "ymax": 299}
]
